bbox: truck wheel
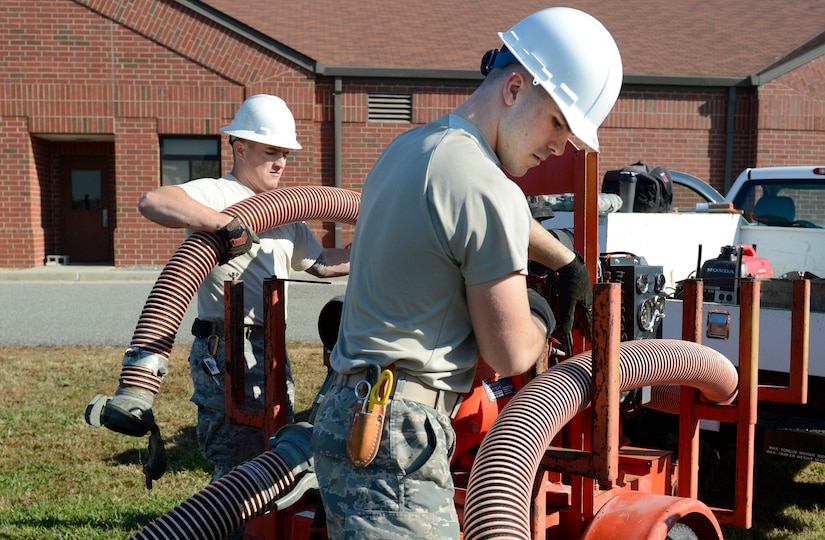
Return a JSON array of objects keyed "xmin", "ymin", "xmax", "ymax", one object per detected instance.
[{"xmin": 666, "ymin": 522, "xmax": 699, "ymax": 540}]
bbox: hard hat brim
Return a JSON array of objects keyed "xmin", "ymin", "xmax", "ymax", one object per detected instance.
[{"xmin": 220, "ymin": 128, "xmax": 302, "ymax": 150}]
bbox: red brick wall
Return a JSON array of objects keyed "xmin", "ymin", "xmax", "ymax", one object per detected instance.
[
  {"xmin": 1, "ymin": 0, "xmax": 824, "ymax": 268},
  {"xmin": 755, "ymin": 54, "xmax": 825, "ymax": 166},
  {"xmin": 329, "ymin": 80, "xmax": 476, "ymax": 191},
  {"xmin": 0, "ymin": 0, "xmax": 323, "ymax": 267},
  {"xmin": 599, "ymin": 86, "xmax": 761, "ymax": 195},
  {"xmin": 325, "ymin": 81, "xmax": 760, "ymax": 207},
  {"xmin": 307, "ymin": 80, "xmax": 479, "ymax": 247},
  {"xmin": 0, "ymin": 116, "xmax": 43, "ymax": 267}
]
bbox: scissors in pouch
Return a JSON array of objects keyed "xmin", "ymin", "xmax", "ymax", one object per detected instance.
[{"xmin": 347, "ymin": 368, "xmax": 393, "ymax": 467}]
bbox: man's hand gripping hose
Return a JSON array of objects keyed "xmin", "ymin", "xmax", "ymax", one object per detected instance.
[
  {"xmin": 85, "ymin": 348, "xmax": 169, "ymax": 490},
  {"xmin": 216, "ymin": 215, "xmax": 260, "ymax": 264}
]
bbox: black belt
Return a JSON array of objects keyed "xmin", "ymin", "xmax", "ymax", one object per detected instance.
[{"xmin": 191, "ymin": 318, "xmax": 264, "ymax": 340}]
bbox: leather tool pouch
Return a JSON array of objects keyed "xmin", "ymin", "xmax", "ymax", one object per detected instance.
[{"xmin": 346, "ymin": 399, "xmax": 386, "ymax": 467}]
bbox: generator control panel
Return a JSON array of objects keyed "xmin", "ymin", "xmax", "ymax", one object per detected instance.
[{"xmin": 600, "ymin": 253, "xmax": 666, "ymax": 340}]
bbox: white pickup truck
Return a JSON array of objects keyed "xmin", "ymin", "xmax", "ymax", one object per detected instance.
[
  {"xmin": 725, "ymin": 166, "xmax": 825, "ymax": 277},
  {"xmin": 539, "ymin": 166, "xmax": 825, "ymax": 286}
]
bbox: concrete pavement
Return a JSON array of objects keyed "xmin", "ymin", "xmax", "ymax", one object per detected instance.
[
  {"xmin": 0, "ymin": 265, "xmax": 347, "ymax": 345},
  {"xmin": 0, "ymin": 264, "xmax": 165, "ymax": 282}
]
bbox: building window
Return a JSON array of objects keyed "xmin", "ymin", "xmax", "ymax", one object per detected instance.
[
  {"xmin": 368, "ymin": 93, "xmax": 412, "ymax": 123},
  {"xmin": 160, "ymin": 136, "xmax": 221, "ymax": 186}
]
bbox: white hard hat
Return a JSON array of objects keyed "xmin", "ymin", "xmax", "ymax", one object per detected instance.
[
  {"xmin": 220, "ymin": 94, "xmax": 302, "ymax": 150},
  {"xmin": 496, "ymin": 7, "xmax": 623, "ymax": 152}
]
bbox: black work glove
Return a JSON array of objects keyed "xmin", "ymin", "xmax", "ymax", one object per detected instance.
[
  {"xmin": 555, "ymin": 253, "xmax": 593, "ymax": 341},
  {"xmin": 527, "ymin": 288, "xmax": 556, "ymax": 338},
  {"xmin": 216, "ymin": 216, "xmax": 260, "ymax": 264},
  {"xmin": 144, "ymin": 425, "xmax": 167, "ymax": 490}
]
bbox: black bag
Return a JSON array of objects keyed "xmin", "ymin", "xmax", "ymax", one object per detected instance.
[{"xmin": 602, "ymin": 161, "xmax": 674, "ymax": 213}]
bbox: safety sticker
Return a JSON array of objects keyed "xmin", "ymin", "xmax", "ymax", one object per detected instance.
[{"xmin": 482, "ymin": 377, "xmax": 517, "ymax": 402}]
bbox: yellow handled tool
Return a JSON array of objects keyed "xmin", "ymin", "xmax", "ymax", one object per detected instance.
[{"xmin": 368, "ymin": 369, "xmax": 393, "ymax": 412}]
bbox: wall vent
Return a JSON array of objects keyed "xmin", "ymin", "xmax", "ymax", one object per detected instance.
[{"xmin": 368, "ymin": 93, "xmax": 412, "ymax": 122}]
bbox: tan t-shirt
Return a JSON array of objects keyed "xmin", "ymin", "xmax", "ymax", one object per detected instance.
[
  {"xmin": 179, "ymin": 175, "xmax": 323, "ymax": 326},
  {"xmin": 331, "ymin": 114, "xmax": 532, "ymax": 393}
]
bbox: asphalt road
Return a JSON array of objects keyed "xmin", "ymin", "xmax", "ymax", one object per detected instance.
[{"xmin": 0, "ymin": 269, "xmax": 347, "ymax": 347}]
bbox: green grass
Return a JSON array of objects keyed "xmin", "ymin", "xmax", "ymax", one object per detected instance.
[
  {"xmin": 0, "ymin": 343, "xmax": 822, "ymax": 539},
  {"xmin": 0, "ymin": 342, "xmax": 327, "ymax": 540},
  {"xmin": 714, "ymin": 448, "xmax": 825, "ymax": 539}
]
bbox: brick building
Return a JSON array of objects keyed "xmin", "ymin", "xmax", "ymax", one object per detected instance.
[{"xmin": 2, "ymin": 0, "xmax": 824, "ymax": 268}]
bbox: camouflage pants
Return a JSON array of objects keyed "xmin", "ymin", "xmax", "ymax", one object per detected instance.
[
  {"xmin": 188, "ymin": 333, "xmax": 295, "ymax": 482},
  {"xmin": 311, "ymin": 384, "xmax": 458, "ymax": 539}
]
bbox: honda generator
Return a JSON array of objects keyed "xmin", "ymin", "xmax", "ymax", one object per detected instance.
[{"xmin": 700, "ymin": 244, "xmax": 773, "ymax": 304}]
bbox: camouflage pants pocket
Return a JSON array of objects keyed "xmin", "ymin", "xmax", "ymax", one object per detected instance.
[{"xmin": 312, "ymin": 387, "xmax": 459, "ymax": 538}]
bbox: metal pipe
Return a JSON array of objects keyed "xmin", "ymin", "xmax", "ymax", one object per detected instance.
[{"xmin": 334, "ymin": 77, "xmax": 344, "ymax": 248}]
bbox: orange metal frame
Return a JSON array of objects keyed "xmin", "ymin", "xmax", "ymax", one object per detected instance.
[
  {"xmin": 224, "ymin": 276, "xmax": 292, "ymax": 539},
  {"xmin": 676, "ymin": 277, "xmax": 811, "ymax": 529},
  {"xmin": 220, "ymin": 140, "xmax": 814, "ymax": 538},
  {"xmin": 515, "ymin": 143, "xmax": 814, "ymax": 536}
]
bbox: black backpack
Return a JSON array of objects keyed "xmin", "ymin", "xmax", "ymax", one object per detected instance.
[{"xmin": 602, "ymin": 161, "xmax": 674, "ymax": 213}]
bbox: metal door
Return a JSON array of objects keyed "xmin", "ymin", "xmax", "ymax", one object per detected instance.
[{"xmin": 62, "ymin": 157, "xmax": 112, "ymax": 263}]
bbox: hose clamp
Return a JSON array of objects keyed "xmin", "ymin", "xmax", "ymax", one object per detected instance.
[{"xmin": 122, "ymin": 347, "xmax": 170, "ymax": 379}]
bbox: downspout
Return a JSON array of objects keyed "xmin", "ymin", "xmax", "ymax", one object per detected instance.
[
  {"xmin": 334, "ymin": 77, "xmax": 343, "ymax": 247},
  {"xmin": 723, "ymin": 86, "xmax": 737, "ymax": 193}
]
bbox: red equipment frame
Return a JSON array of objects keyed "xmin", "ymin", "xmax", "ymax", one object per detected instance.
[{"xmin": 220, "ymin": 141, "xmax": 813, "ymax": 539}]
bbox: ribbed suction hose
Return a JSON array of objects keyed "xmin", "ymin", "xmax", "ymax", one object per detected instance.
[
  {"xmin": 131, "ymin": 185, "xmax": 361, "ymax": 359},
  {"xmin": 463, "ymin": 339, "xmax": 738, "ymax": 540},
  {"xmin": 132, "ymin": 423, "xmax": 314, "ymax": 540},
  {"xmin": 88, "ymin": 187, "xmax": 359, "ymax": 439}
]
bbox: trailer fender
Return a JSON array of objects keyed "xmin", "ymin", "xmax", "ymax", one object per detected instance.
[{"xmin": 580, "ymin": 491, "xmax": 722, "ymax": 540}]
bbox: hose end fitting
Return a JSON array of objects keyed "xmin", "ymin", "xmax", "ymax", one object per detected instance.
[
  {"xmin": 268, "ymin": 422, "xmax": 314, "ymax": 476},
  {"xmin": 85, "ymin": 348, "xmax": 169, "ymax": 437}
]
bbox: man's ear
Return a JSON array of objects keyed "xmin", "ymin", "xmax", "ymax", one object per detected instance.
[
  {"xmin": 502, "ymin": 71, "xmax": 527, "ymax": 106},
  {"xmin": 232, "ymin": 139, "xmax": 246, "ymax": 159}
]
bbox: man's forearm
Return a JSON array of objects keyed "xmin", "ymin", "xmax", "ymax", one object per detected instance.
[
  {"xmin": 307, "ymin": 248, "xmax": 350, "ymax": 277},
  {"xmin": 138, "ymin": 186, "xmax": 232, "ymax": 232},
  {"xmin": 527, "ymin": 220, "xmax": 575, "ymax": 270}
]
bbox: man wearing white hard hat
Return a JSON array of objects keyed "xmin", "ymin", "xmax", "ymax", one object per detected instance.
[
  {"xmin": 311, "ymin": 7, "xmax": 622, "ymax": 538},
  {"xmin": 138, "ymin": 94, "xmax": 350, "ymax": 537}
]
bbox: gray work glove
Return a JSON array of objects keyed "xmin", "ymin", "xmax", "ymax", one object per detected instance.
[
  {"xmin": 86, "ymin": 385, "xmax": 166, "ymax": 490},
  {"xmin": 86, "ymin": 385, "xmax": 167, "ymax": 490},
  {"xmin": 85, "ymin": 349, "xmax": 169, "ymax": 489},
  {"xmin": 555, "ymin": 253, "xmax": 593, "ymax": 342},
  {"xmin": 216, "ymin": 216, "xmax": 260, "ymax": 264}
]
